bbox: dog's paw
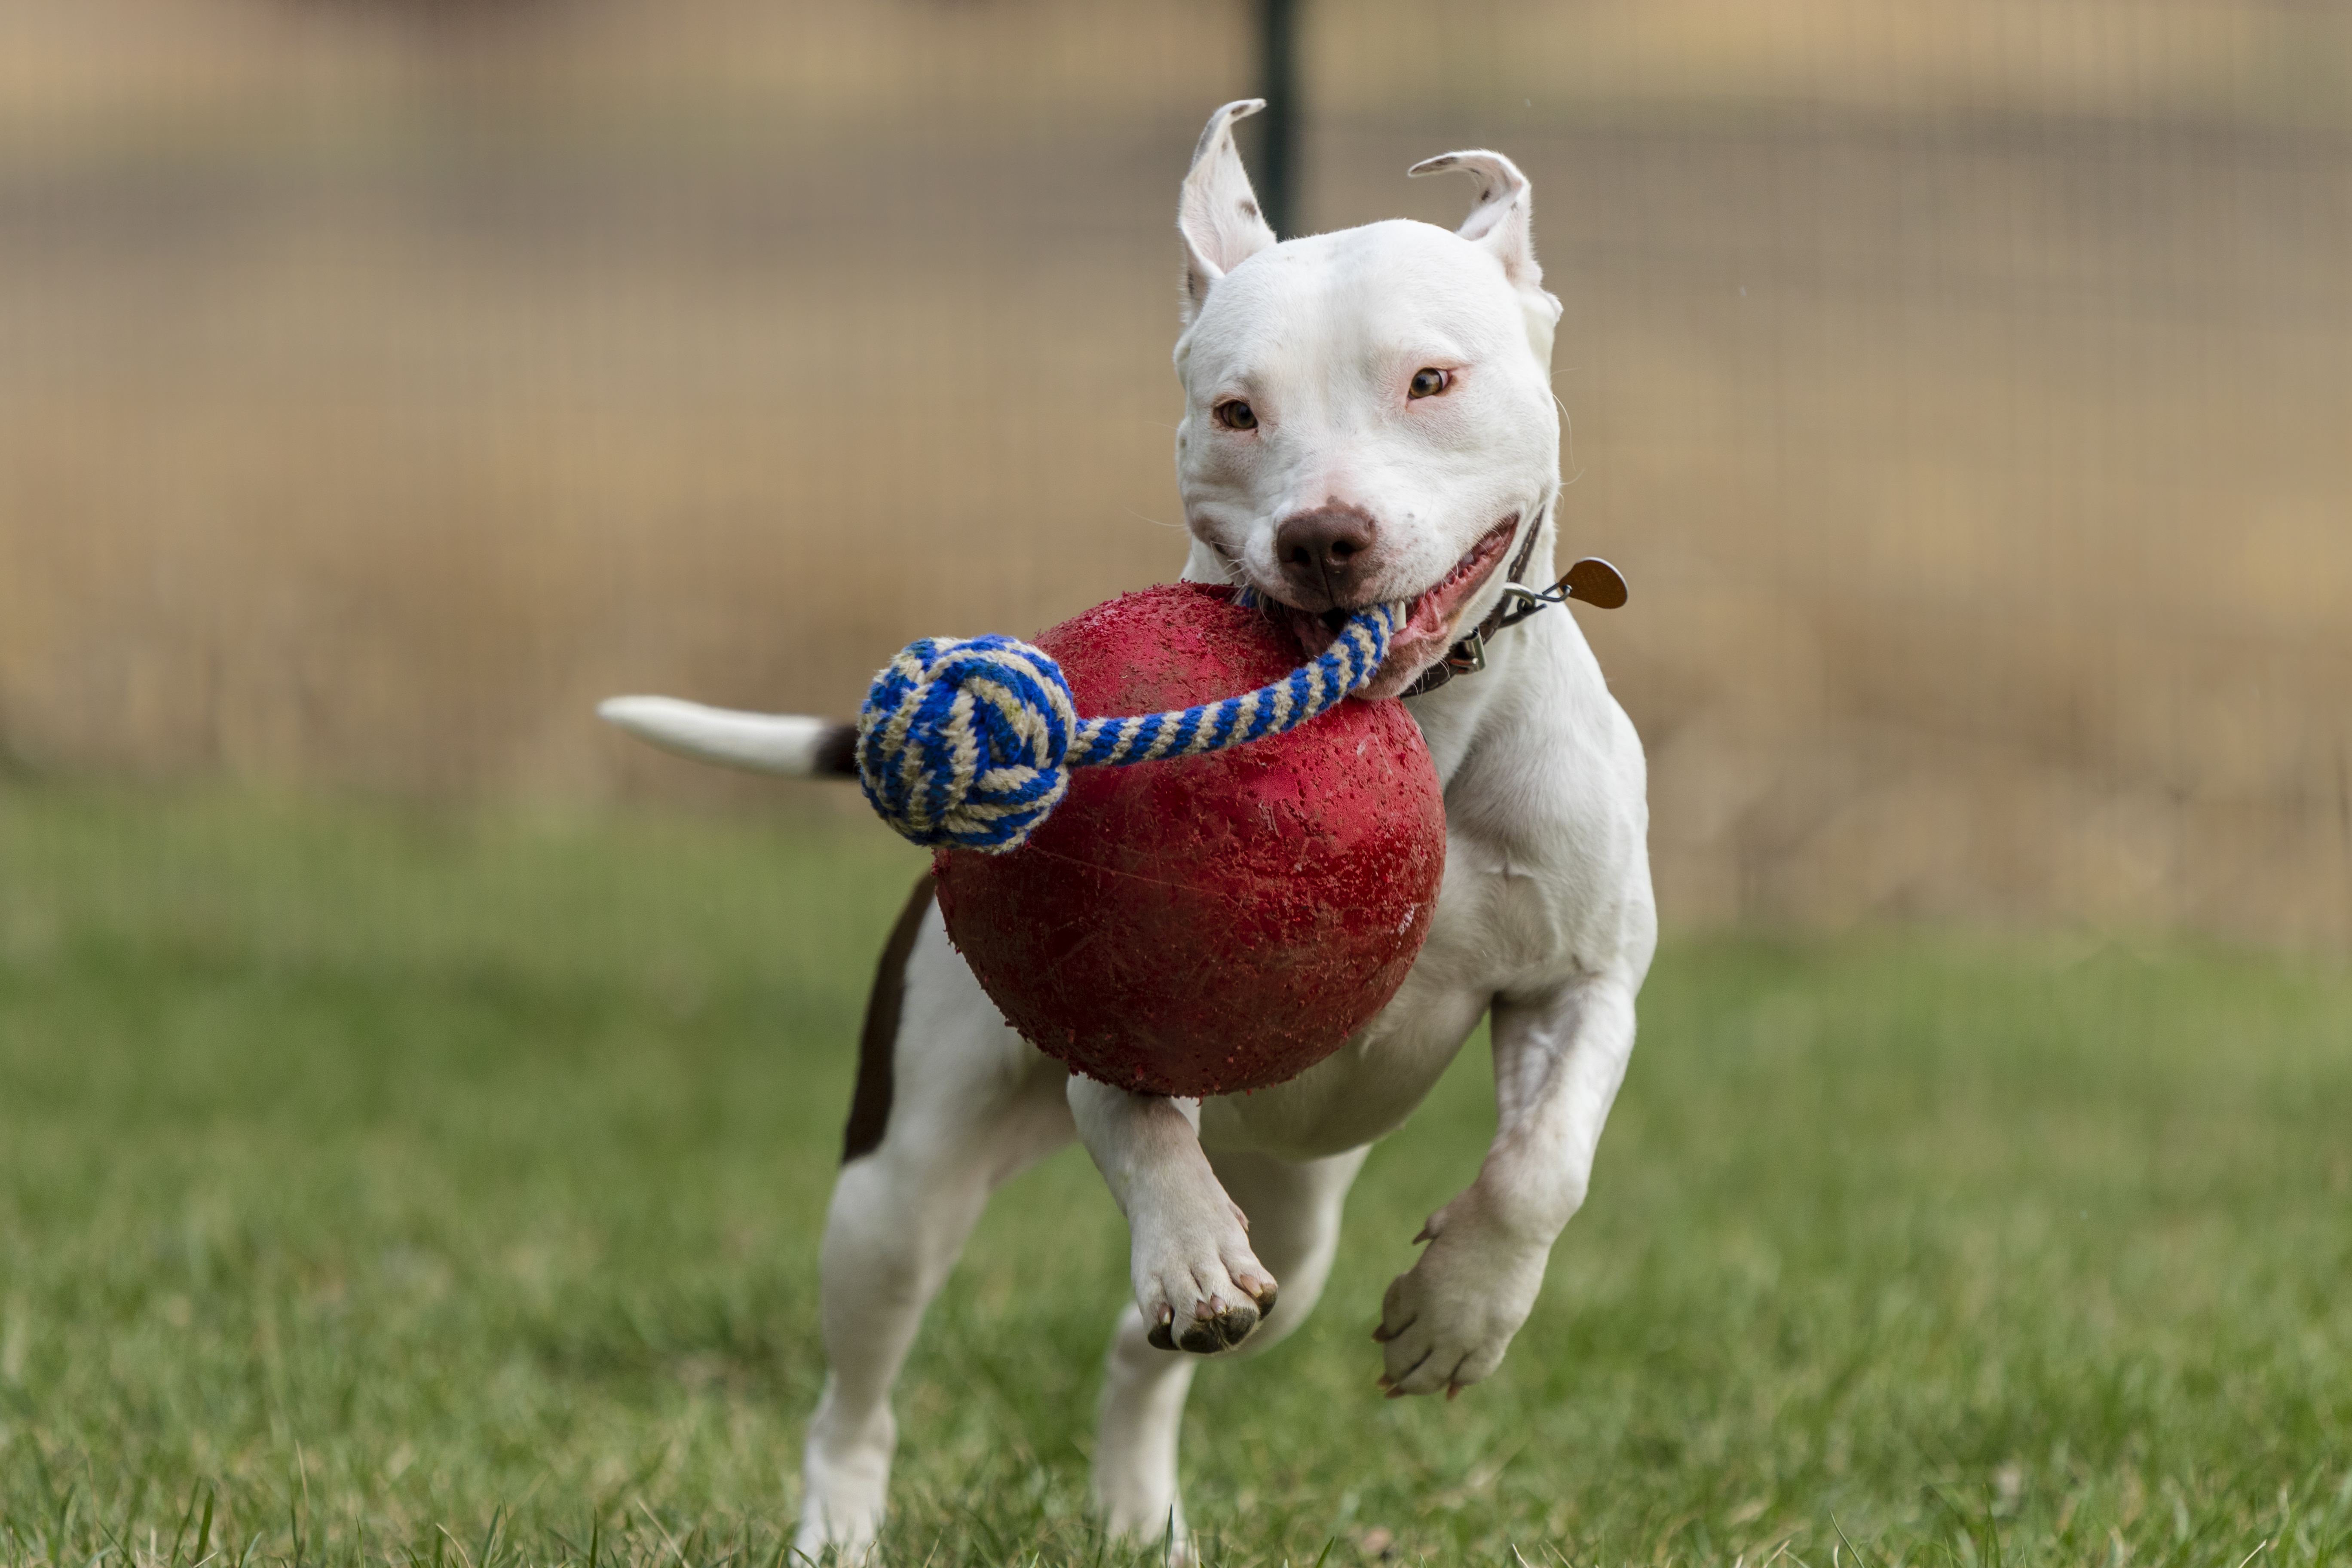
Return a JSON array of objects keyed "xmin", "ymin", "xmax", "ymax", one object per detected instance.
[
  {"xmin": 1129, "ymin": 1174, "xmax": 1279, "ymax": 1355},
  {"xmin": 1371, "ymin": 1188, "xmax": 1549, "ymax": 1397}
]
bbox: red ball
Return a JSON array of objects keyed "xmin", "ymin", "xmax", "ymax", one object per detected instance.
[{"xmin": 933, "ymin": 583, "xmax": 1447, "ymax": 1097}]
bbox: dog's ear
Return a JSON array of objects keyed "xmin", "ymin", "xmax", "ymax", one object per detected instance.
[
  {"xmin": 1409, "ymin": 150, "xmax": 1562, "ymax": 362},
  {"xmin": 1179, "ymin": 99, "xmax": 1279, "ymax": 325},
  {"xmin": 1409, "ymin": 151, "xmax": 1544, "ymax": 291}
]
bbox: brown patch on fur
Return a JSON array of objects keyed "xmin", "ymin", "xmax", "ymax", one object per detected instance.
[
  {"xmin": 814, "ymin": 723, "xmax": 861, "ymax": 777},
  {"xmin": 842, "ymin": 875, "xmax": 936, "ymax": 1163}
]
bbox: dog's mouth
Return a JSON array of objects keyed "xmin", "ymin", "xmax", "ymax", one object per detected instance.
[{"xmin": 1275, "ymin": 517, "xmax": 1518, "ymax": 698}]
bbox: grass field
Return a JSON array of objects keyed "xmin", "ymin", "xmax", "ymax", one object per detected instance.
[{"xmin": 0, "ymin": 783, "xmax": 2347, "ymax": 1566}]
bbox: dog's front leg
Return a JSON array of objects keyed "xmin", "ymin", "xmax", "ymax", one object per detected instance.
[
  {"xmin": 1067, "ymin": 1078, "xmax": 1279, "ymax": 1354},
  {"xmin": 1373, "ymin": 970, "xmax": 1641, "ymax": 1397}
]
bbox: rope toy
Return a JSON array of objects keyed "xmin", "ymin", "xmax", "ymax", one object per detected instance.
[{"xmin": 856, "ymin": 600, "xmax": 1404, "ymax": 852}]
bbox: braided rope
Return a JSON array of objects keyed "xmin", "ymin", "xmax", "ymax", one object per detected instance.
[{"xmin": 856, "ymin": 601, "xmax": 1402, "ymax": 853}]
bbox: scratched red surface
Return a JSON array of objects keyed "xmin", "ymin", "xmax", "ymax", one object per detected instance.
[{"xmin": 935, "ymin": 583, "xmax": 1447, "ymax": 1096}]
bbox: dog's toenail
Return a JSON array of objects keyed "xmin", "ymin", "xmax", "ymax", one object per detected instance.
[
  {"xmin": 1178, "ymin": 1321, "xmax": 1223, "ymax": 1355},
  {"xmin": 1253, "ymin": 1282, "xmax": 1278, "ymax": 1317}
]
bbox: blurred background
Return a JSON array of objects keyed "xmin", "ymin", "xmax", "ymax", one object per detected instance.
[{"xmin": 3, "ymin": 0, "xmax": 2348, "ymax": 944}]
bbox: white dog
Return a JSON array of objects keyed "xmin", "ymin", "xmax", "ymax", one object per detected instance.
[{"xmin": 603, "ymin": 100, "xmax": 1654, "ymax": 1561}]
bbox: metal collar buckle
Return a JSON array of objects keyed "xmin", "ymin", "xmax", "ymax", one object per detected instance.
[
  {"xmin": 1441, "ymin": 628, "xmax": 1489, "ymax": 677},
  {"xmin": 1489, "ymin": 582, "xmax": 1553, "ymax": 632},
  {"xmin": 1442, "ymin": 576, "xmax": 1555, "ymax": 676}
]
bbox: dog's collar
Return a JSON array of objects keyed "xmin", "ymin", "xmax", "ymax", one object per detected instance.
[{"xmin": 1401, "ymin": 512, "xmax": 1627, "ymax": 698}]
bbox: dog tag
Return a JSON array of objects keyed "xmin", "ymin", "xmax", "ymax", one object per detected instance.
[{"xmin": 1562, "ymin": 557, "xmax": 1628, "ymax": 609}]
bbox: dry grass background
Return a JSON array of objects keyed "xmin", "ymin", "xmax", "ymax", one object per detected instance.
[{"xmin": 2, "ymin": 0, "xmax": 2349, "ymax": 943}]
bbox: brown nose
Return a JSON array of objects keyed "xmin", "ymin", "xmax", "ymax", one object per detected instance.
[{"xmin": 1273, "ymin": 505, "xmax": 1379, "ymax": 608}]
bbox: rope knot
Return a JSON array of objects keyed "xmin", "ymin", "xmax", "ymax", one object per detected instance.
[
  {"xmin": 856, "ymin": 634, "xmax": 1081, "ymax": 852},
  {"xmin": 856, "ymin": 600, "xmax": 1401, "ymax": 853}
]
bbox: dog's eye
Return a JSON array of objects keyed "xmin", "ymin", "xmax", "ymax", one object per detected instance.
[
  {"xmin": 1409, "ymin": 368, "xmax": 1451, "ymax": 400},
  {"xmin": 1214, "ymin": 399, "xmax": 1258, "ymax": 431}
]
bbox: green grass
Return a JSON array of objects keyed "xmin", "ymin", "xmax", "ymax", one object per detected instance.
[{"xmin": 1, "ymin": 782, "xmax": 2347, "ymax": 1567}]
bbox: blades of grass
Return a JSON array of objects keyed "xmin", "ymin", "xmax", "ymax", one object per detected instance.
[
  {"xmin": 297, "ymin": 1445, "xmax": 313, "ymax": 1567},
  {"xmin": 168, "ymin": 1480, "xmax": 202, "ymax": 1568},
  {"xmin": 110, "ymin": 1470, "xmax": 152, "ymax": 1567},
  {"xmin": 634, "ymin": 1500, "xmax": 687, "ymax": 1568},
  {"xmin": 1923, "ymin": 1483, "xmax": 1996, "ymax": 1568},
  {"xmin": 194, "ymin": 1490, "xmax": 216, "ymax": 1568},
  {"xmin": 1310, "ymin": 1536, "xmax": 1338, "ymax": 1568},
  {"xmin": 476, "ymin": 1504, "xmax": 504, "ymax": 1568},
  {"xmin": 1832, "ymin": 1513, "xmax": 1879, "ymax": 1568}
]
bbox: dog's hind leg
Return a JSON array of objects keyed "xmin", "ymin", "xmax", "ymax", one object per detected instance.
[
  {"xmin": 1092, "ymin": 1145, "xmax": 1368, "ymax": 1553},
  {"xmin": 795, "ymin": 884, "xmax": 1075, "ymax": 1560}
]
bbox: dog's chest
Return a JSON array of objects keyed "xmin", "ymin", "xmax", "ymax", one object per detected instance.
[{"xmin": 1195, "ymin": 815, "xmax": 1595, "ymax": 1159}]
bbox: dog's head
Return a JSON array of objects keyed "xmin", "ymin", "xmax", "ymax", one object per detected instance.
[{"xmin": 1172, "ymin": 101, "xmax": 1564, "ymax": 698}]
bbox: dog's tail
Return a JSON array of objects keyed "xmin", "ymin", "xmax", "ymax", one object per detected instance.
[{"xmin": 598, "ymin": 697, "xmax": 859, "ymax": 778}]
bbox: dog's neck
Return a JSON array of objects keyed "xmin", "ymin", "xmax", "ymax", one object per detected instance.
[{"xmin": 1398, "ymin": 508, "xmax": 1563, "ymax": 787}]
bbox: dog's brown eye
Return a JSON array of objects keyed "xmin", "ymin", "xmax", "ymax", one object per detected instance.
[
  {"xmin": 1409, "ymin": 368, "xmax": 1451, "ymax": 399},
  {"xmin": 1214, "ymin": 399, "xmax": 1257, "ymax": 431}
]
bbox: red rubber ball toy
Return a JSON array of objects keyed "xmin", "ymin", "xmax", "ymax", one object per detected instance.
[{"xmin": 933, "ymin": 583, "xmax": 1447, "ymax": 1097}]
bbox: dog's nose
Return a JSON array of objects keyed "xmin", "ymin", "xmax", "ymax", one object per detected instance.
[{"xmin": 1273, "ymin": 506, "xmax": 1379, "ymax": 607}]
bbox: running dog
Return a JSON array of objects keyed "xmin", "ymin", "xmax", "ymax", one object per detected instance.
[{"xmin": 602, "ymin": 98, "xmax": 1655, "ymax": 1561}]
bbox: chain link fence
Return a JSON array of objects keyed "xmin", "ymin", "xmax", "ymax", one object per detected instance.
[{"xmin": 3, "ymin": 0, "xmax": 2347, "ymax": 943}]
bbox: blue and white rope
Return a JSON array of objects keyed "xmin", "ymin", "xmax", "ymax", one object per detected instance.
[{"xmin": 856, "ymin": 601, "xmax": 1403, "ymax": 853}]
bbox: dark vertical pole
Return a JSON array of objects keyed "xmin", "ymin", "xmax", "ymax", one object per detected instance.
[{"xmin": 1256, "ymin": 0, "xmax": 1301, "ymax": 239}]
